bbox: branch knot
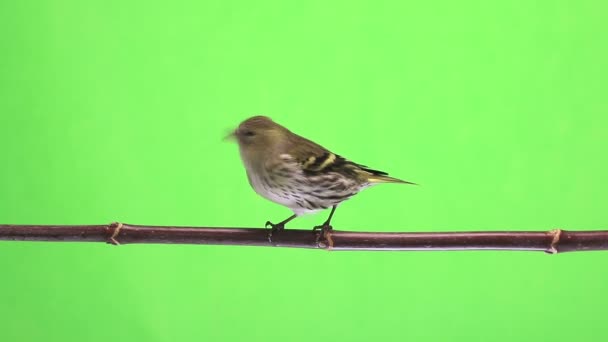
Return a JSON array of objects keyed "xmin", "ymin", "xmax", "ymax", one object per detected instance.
[
  {"xmin": 109, "ymin": 222, "xmax": 123, "ymax": 245},
  {"xmin": 546, "ymin": 228, "xmax": 562, "ymax": 254}
]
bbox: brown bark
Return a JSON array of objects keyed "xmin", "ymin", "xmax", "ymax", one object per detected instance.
[{"xmin": 1, "ymin": 223, "xmax": 607, "ymax": 253}]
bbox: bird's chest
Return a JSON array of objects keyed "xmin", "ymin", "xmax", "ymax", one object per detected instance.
[{"xmin": 245, "ymin": 167, "xmax": 300, "ymax": 208}]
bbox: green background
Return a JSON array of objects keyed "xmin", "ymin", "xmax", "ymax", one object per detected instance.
[{"xmin": 1, "ymin": 0, "xmax": 607, "ymax": 341}]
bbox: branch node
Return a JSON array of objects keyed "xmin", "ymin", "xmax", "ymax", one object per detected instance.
[
  {"xmin": 108, "ymin": 222, "xmax": 123, "ymax": 245},
  {"xmin": 326, "ymin": 230, "xmax": 334, "ymax": 250},
  {"xmin": 316, "ymin": 229, "xmax": 334, "ymax": 250},
  {"xmin": 546, "ymin": 228, "xmax": 562, "ymax": 254}
]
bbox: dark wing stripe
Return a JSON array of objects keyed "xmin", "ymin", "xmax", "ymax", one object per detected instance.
[
  {"xmin": 303, "ymin": 153, "xmax": 354, "ymax": 175},
  {"xmin": 304, "ymin": 152, "xmax": 336, "ymax": 172},
  {"xmin": 302, "ymin": 152, "xmax": 390, "ymax": 179},
  {"xmin": 357, "ymin": 165, "xmax": 389, "ymax": 176}
]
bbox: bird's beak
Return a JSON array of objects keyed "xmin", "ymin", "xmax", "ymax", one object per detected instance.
[{"xmin": 223, "ymin": 129, "xmax": 237, "ymax": 142}]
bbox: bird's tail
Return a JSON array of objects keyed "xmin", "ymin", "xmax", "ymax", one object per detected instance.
[
  {"xmin": 355, "ymin": 164, "xmax": 417, "ymax": 185},
  {"xmin": 368, "ymin": 175, "xmax": 417, "ymax": 185}
]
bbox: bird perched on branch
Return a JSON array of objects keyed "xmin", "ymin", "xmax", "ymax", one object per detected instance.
[{"xmin": 228, "ymin": 116, "xmax": 414, "ymax": 238}]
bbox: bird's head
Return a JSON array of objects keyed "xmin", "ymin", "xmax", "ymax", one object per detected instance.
[{"xmin": 228, "ymin": 116, "xmax": 287, "ymax": 162}]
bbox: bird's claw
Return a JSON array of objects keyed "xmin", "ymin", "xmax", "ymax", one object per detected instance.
[
  {"xmin": 312, "ymin": 224, "xmax": 332, "ymax": 233},
  {"xmin": 265, "ymin": 221, "xmax": 284, "ymax": 232},
  {"xmin": 313, "ymin": 223, "xmax": 333, "ymax": 245},
  {"xmin": 265, "ymin": 221, "xmax": 285, "ymax": 243}
]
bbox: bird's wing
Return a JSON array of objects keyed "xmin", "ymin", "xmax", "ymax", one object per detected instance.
[
  {"xmin": 283, "ymin": 133, "xmax": 411, "ymax": 183},
  {"xmin": 284, "ymin": 133, "xmax": 353, "ymax": 174},
  {"xmin": 301, "ymin": 151, "xmax": 413, "ymax": 183}
]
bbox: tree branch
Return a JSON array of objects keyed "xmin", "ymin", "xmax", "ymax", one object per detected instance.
[{"xmin": 1, "ymin": 223, "xmax": 608, "ymax": 253}]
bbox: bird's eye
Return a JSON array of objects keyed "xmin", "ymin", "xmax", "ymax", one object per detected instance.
[{"xmin": 244, "ymin": 131, "xmax": 255, "ymax": 137}]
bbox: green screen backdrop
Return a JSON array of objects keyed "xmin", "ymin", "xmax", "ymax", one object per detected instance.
[{"xmin": 1, "ymin": 1, "xmax": 607, "ymax": 341}]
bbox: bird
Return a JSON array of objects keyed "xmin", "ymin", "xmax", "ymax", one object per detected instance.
[{"xmin": 227, "ymin": 116, "xmax": 415, "ymax": 238}]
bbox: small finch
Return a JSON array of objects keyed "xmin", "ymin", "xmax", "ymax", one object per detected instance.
[{"xmin": 228, "ymin": 116, "xmax": 415, "ymax": 236}]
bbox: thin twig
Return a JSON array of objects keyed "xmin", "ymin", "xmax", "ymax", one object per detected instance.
[{"xmin": 1, "ymin": 223, "xmax": 608, "ymax": 253}]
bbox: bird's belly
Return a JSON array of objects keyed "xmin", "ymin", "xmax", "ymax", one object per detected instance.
[
  {"xmin": 247, "ymin": 170, "xmax": 302, "ymax": 209},
  {"xmin": 246, "ymin": 168, "xmax": 367, "ymax": 216}
]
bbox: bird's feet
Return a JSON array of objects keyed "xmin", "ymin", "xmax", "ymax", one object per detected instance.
[
  {"xmin": 265, "ymin": 221, "xmax": 285, "ymax": 243},
  {"xmin": 313, "ymin": 223, "xmax": 333, "ymax": 246}
]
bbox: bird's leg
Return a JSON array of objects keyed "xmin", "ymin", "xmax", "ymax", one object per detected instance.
[
  {"xmin": 265, "ymin": 214, "xmax": 297, "ymax": 232},
  {"xmin": 265, "ymin": 214, "xmax": 297, "ymax": 242},
  {"xmin": 313, "ymin": 205, "xmax": 337, "ymax": 236}
]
